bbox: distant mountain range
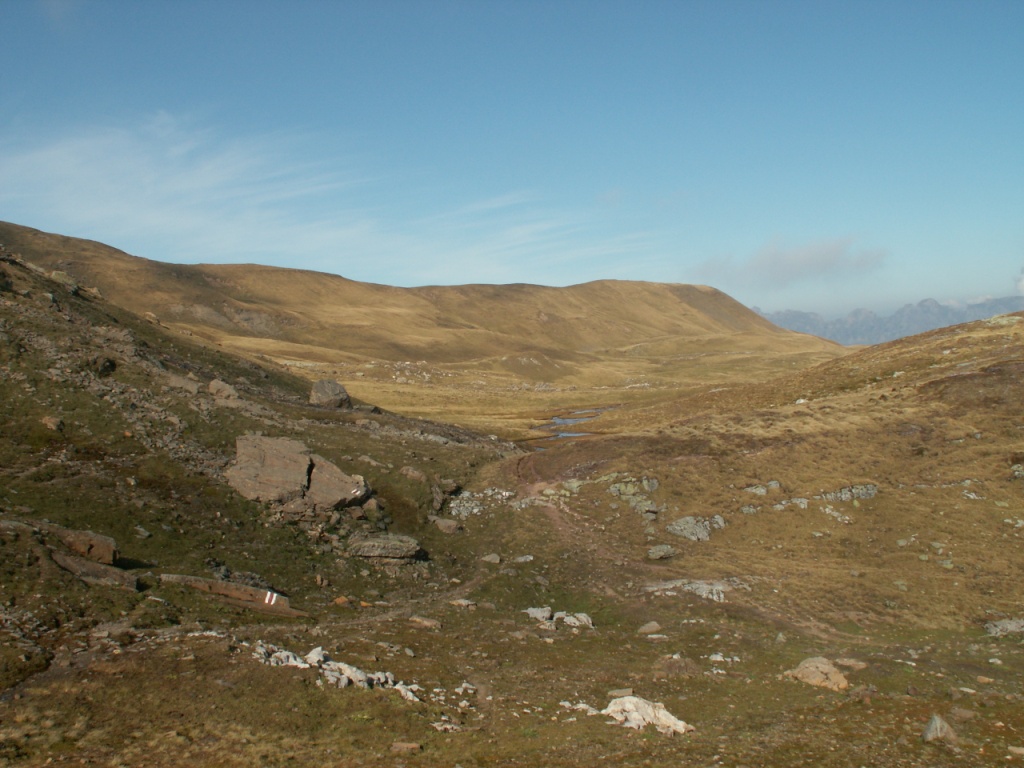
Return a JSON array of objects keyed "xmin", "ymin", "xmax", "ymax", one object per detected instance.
[{"xmin": 757, "ymin": 296, "xmax": 1024, "ymax": 346}]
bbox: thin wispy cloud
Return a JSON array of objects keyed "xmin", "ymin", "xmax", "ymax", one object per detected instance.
[
  {"xmin": 698, "ymin": 237, "xmax": 887, "ymax": 290},
  {"xmin": 0, "ymin": 115, "xmax": 647, "ymax": 287}
]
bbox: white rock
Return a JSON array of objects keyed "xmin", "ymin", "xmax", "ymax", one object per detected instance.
[
  {"xmin": 524, "ymin": 606, "xmax": 554, "ymax": 621},
  {"xmin": 601, "ymin": 696, "xmax": 694, "ymax": 735},
  {"xmin": 305, "ymin": 646, "xmax": 330, "ymax": 666},
  {"xmin": 922, "ymin": 714, "xmax": 957, "ymax": 744},
  {"xmin": 394, "ymin": 682, "xmax": 422, "ymax": 702},
  {"xmin": 269, "ymin": 650, "xmax": 309, "ymax": 668}
]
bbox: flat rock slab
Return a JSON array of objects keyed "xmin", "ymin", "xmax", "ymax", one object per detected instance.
[
  {"xmin": 51, "ymin": 552, "xmax": 138, "ymax": 591},
  {"xmin": 784, "ymin": 657, "xmax": 849, "ymax": 692},
  {"xmin": 347, "ymin": 533, "xmax": 422, "ymax": 560},
  {"xmin": 159, "ymin": 574, "xmax": 308, "ymax": 617},
  {"xmin": 42, "ymin": 524, "xmax": 119, "ymax": 564}
]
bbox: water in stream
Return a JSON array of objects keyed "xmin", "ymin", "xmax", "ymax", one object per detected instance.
[{"xmin": 524, "ymin": 408, "xmax": 611, "ymax": 449}]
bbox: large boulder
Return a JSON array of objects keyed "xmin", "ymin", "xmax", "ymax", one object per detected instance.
[
  {"xmin": 225, "ymin": 436, "xmax": 311, "ymax": 504},
  {"xmin": 307, "ymin": 454, "xmax": 370, "ymax": 509},
  {"xmin": 224, "ymin": 435, "xmax": 369, "ymax": 511},
  {"xmin": 310, "ymin": 379, "xmax": 351, "ymax": 408}
]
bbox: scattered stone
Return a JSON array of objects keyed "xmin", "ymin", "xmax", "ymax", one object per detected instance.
[
  {"xmin": 254, "ymin": 642, "xmax": 420, "ymax": 702},
  {"xmin": 390, "ymin": 742, "xmax": 421, "ymax": 754},
  {"xmin": 90, "ymin": 355, "xmax": 117, "ymax": 377},
  {"xmin": 637, "ymin": 621, "xmax": 662, "ymax": 635},
  {"xmin": 481, "ymin": 553, "xmax": 501, "ymax": 564},
  {"xmin": 744, "ymin": 481, "xmax": 781, "ymax": 495},
  {"xmin": 524, "ymin": 606, "xmax": 554, "ymax": 622},
  {"xmin": 163, "ymin": 372, "xmax": 200, "ymax": 394},
  {"xmin": 665, "ymin": 517, "xmax": 711, "ymax": 541},
  {"xmin": 601, "ymin": 696, "xmax": 694, "ymax": 735},
  {"xmin": 820, "ymin": 483, "xmax": 878, "ymax": 502},
  {"xmin": 208, "ymin": 379, "xmax": 239, "ymax": 399},
  {"xmin": 646, "ymin": 544, "xmax": 677, "ymax": 560},
  {"xmin": 784, "ymin": 657, "xmax": 849, "ymax": 691},
  {"xmin": 652, "ymin": 654, "xmax": 703, "ymax": 679},
  {"xmin": 948, "ymin": 707, "xmax": 976, "ymax": 723},
  {"xmin": 560, "ymin": 700, "xmax": 600, "ymax": 716},
  {"xmin": 985, "ymin": 619, "xmax": 1024, "ymax": 637},
  {"xmin": 399, "ymin": 466, "xmax": 428, "ymax": 483},
  {"xmin": 559, "ymin": 612, "xmax": 594, "ymax": 629},
  {"xmin": 665, "ymin": 515, "xmax": 725, "ymax": 541},
  {"xmin": 309, "ymin": 379, "xmax": 351, "ymax": 408},
  {"xmin": 40, "ymin": 415, "xmax": 63, "ymax": 431},
  {"xmin": 430, "ymin": 516, "xmax": 461, "ymax": 534},
  {"xmin": 643, "ymin": 578, "xmax": 748, "ymax": 603},
  {"xmin": 921, "ymin": 714, "xmax": 957, "ymax": 744}
]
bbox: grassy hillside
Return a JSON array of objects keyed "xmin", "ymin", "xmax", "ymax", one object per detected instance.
[
  {"xmin": 2, "ymin": 226, "xmax": 1023, "ymax": 766},
  {"xmin": 0, "ymin": 220, "xmax": 845, "ymax": 436}
]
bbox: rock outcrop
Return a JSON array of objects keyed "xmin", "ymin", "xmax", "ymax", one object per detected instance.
[{"xmin": 160, "ymin": 574, "xmax": 307, "ymax": 617}]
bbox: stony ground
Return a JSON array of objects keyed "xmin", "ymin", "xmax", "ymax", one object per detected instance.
[{"xmin": 2, "ymin": 251, "xmax": 1024, "ymax": 766}]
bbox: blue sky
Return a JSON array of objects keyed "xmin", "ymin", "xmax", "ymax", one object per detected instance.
[{"xmin": 1, "ymin": 0, "xmax": 1022, "ymax": 316}]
